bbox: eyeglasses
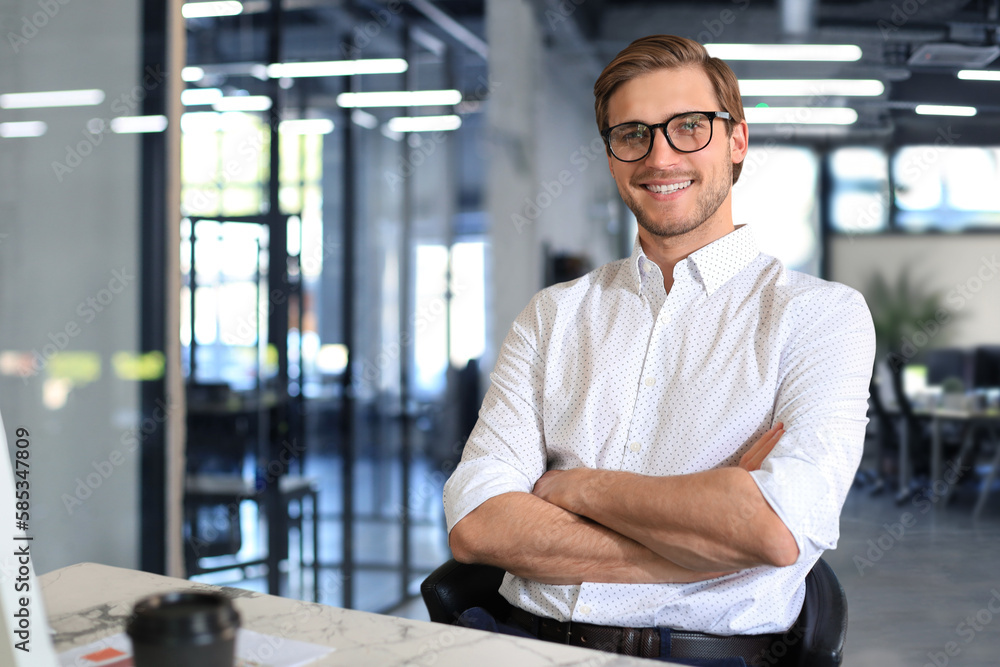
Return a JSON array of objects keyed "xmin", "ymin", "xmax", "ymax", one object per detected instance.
[{"xmin": 602, "ymin": 111, "xmax": 731, "ymax": 162}]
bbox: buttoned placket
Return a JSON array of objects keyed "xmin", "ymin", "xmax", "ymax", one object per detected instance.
[{"xmin": 624, "ymin": 258, "xmax": 699, "ymax": 471}]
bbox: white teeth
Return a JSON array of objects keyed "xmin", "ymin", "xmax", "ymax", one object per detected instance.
[{"xmin": 646, "ymin": 180, "xmax": 692, "ymax": 194}]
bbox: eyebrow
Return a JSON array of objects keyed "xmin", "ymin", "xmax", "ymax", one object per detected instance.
[{"xmin": 613, "ymin": 111, "xmax": 705, "ymax": 126}]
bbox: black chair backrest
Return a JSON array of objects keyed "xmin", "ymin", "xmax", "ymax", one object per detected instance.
[
  {"xmin": 790, "ymin": 558, "xmax": 848, "ymax": 667},
  {"xmin": 421, "ymin": 559, "xmax": 508, "ymax": 625},
  {"xmin": 421, "ymin": 558, "xmax": 847, "ymax": 666}
]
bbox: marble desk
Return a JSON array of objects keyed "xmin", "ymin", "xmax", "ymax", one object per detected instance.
[{"xmin": 40, "ymin": 563, "xmax": 672, "ymax": 666}]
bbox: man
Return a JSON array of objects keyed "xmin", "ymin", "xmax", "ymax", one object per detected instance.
[{"xmin": 443, "ymin": 35, "xmax": 875, "ymax": 665}]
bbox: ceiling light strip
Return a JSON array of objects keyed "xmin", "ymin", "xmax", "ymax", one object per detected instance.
[
  {"xmin": 387, "ymin": 115, "xmax": 462, "ymax": 132},
  {"xmin": 914, "ymin": 104, "xmax": 976, "ymax": 117},
  {"xmin": 182, "ymin": 1, "xmax": 243, "ymax": 19},
  {"xmin": 0, "ymin": 89, "xmax": 105, "ymax": 109},
  {"xmin": 742, "ymin": 106, "xmax": 858, "ymax": 124},
  {"xmin": 706, "ymin": 44, "xmax": 862, "ymax": 62},
  {"xmin": 739, "ymin": 79, "xmax": 883, "ymax": 96},
  {"xmin": 0, "ymin": 121, "xmax": 47, "ymax": 138},
  {"xmin": 957, "ymin": 70, "xmax": 1000, "ymax": 81},
  {"xmin": 267, "ymin": 59, "xmax": 408, "ymax": 78},
  {"xmin": 337, "ymin": 90, "xmax": 462, "ymax": 108}
]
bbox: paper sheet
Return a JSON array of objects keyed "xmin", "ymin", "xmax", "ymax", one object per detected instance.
[{"xmin": 58, "ymin": 628, "xmax": 335, "ymax": 667}]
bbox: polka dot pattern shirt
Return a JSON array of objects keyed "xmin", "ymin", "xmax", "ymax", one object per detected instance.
[{"xmin": 443, "ymin": 225, "xmax": 876, "ymax": 635}]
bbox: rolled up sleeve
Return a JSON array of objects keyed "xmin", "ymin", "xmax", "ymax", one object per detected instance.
[
  {"xmin": 750, "ymin": 286, "xmax": 876, "ymax": 562},
  {"xmin": 444, "ymin": 305, "xmax": 549, "ymax": 533}
]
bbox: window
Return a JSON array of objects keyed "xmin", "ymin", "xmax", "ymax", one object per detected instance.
[
  {"xmin": 893, "ymin": 146, "xmax": 1000, "ymax": 231},
  {"xmin": 829, "ymin": 147, "xmax": 889, "ymax": 233},
  {"xmin": 735, "ymin": 145, "xmax": 820, "ymax": 275}
]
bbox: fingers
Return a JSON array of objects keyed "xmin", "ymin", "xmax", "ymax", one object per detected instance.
[{"xmin": 739, "ymin": 422, "xmax": 784, "ymax": 472}]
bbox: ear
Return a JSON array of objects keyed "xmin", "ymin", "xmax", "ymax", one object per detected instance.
[{"xmin": 730, "ymin": 119, "xmax": 749, "ymax": 166}]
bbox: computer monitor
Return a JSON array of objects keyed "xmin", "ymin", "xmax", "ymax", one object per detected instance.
[
  {"xmin": 925, "ymin": 348, "xmax": 969, "ymax": 388},
  {"xmin": 971, "ymin": 346, "xmax": 1000, "ymax": 389},
  {"xmin": 0, "ymin": 410, "xmax": 59, "ymax": 666}
]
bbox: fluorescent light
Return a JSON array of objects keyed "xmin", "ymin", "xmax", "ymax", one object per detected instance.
[
  {"xmin": 181, "ymin": 112, "xmax": 222, "ymax": 132},
  {"xmin": 706, "ymin": 44, "xmax": 862, "ymax": 62},
  {"xmin": 351, "ymin": 109, "xmax": 379, "ymax": 129},
  {"xmin": 387, "ymin": 115, "xmax": 462, "ymax": 132},
  {"xmin": 743, "ymin": 106, "xmax": 858, "ymax": 124},
  {"xmin": 212, "ymin": 95, "xmax": 272, "ymax": 111},
  {"xmin": 739, "ymin": 79, "xmax": 883, "ymax": 96},
  {"xmin": 111, "ymin": 115, "xmax": 168, "ymax": 133},
  {"xmin": 181, "ymin": 88, "xmax": 223, "ymax": 106},
  {"xmin": 279, "ymin": 119, "xmax": 334, "ymax": 134},
  {"xmin": 915, "ymin": 104, "xmax": 976, "ymax": 116},
  {"xmin": 0, "ymin": 89, "xmax": 104, "ymax": 109},
  {"xmin": 182, "ymin": 1, "xmax": 242, "ymax": 19},
  {"xmin": 182, "ymin": 66, "xmax": 205, "ymax": 82},
  {"xmin": 266, "ymin": 58, "xmax": 408, "ymax": 78},
  {"xmin": 0, "ymin": 121, "xmax": 47, "ymax": 138},
  {"xmin": 337, "ymin": 89, "xmax": 463, "ymax": 108},
  {"xmin": 958, "ymin": 70, "xmax": 1000, "ymax": 81}
]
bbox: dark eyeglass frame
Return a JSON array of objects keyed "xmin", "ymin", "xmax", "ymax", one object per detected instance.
[{"xmin": 602, "ymin": 111, "xmax": 732, "ymax": 162}]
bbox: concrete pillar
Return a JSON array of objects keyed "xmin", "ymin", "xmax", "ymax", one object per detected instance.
[{"xmin": 484, "ymin": 0, "xmax": 541, "ymax": 372}]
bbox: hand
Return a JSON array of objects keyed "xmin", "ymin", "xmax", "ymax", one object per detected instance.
[
  {"xmin": 532, "ymin": 468, "xmax": 581, "ymax": 509},
  {"xmin": 739, "ymin": 422, "xmax": 784, "ymax": 472}
]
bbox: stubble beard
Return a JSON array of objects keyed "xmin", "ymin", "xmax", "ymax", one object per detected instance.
[{"xmin": 621, "ymin": 158, "xmax": 733, "ymax": 239}]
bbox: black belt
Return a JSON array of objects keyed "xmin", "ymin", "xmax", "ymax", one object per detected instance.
[{"xmin": 507, "ymin": 607, "xmax": 783, "ymax": 662}]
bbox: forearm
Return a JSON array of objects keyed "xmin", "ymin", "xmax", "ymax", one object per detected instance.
[
  {"xmin": 448, "ymin": 491, "xmax": 730, "ymax": 585},
  {"xmin": 542, "ymin": 468, "xmax": 798, "ymax": 571}
]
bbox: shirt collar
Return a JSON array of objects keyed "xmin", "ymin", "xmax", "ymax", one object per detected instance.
[
  {"xmin": 687, "ymin": 225, "xmax": 761, "ymax": 296},
  {"xmin": 626, "ymin": 225, "xmax": 761, "ymax": 297}
]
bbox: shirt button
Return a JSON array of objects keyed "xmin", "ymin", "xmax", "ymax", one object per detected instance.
[
  {"xmin": 644, "ymin": 377, "xmax": 655, "ymax": 387},
  {"xmin": 629, "ymin": 441, "xmax": 641, "ymax": 453},
  {"xmin": 579, "ymin": 605, "xmax": 591, "ymax": 615}
]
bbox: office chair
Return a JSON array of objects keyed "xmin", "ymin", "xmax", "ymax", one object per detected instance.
[{"xmin": 421, "ymin": 558, "xmax": 847, "ymax": 667}]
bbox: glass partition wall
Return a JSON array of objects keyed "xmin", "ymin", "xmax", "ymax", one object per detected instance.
[
  {"xmin": 0, "ymin": 0, "xmax": 179, "ymax": 575},
  {"xmin": 180, "ymin": 1, "xmax": 486, "ymax": 611}
]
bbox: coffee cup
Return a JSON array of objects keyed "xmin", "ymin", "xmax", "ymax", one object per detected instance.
[{"xmin": 126, "ymin": 591, "xmax": 240, "ymax": 667}]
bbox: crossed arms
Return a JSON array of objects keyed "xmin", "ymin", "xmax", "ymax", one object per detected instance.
[{"xmin": 449, "ymin": 423, "xmax": 799, "ymax": 586}]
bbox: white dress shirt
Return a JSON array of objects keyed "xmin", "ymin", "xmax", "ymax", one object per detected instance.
[{"xmin": 443, "ymin": 225, "xmax": 875, "ymax": 635}]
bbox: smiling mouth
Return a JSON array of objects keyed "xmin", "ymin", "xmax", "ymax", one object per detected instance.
[{"xmin": 643, "ymin": 180, "xmax": 692, "ymax": 194}]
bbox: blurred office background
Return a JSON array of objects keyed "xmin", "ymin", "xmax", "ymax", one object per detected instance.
[{"xmin": 2, "ymin": 0, "xmax": 1000, "ymax": 664}]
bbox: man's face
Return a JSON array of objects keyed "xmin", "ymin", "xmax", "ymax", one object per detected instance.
[{"xmin": 605, "ymin": 66, "xmax": 748, "ymax": 240}]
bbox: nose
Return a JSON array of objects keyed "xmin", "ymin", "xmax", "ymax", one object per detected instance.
[{"xmin": 644, "ymin": 126, "xmax": 682, "ymax": 168}]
